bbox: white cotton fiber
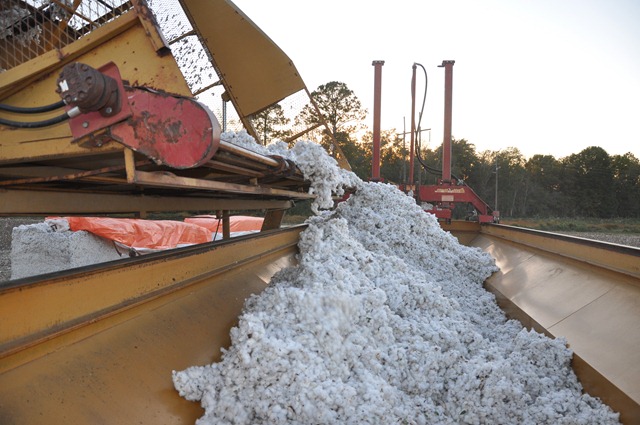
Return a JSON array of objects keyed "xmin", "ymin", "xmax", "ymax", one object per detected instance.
[
  {"xmin": 220, "ymin": 131, "xmax": 360, "ymax": 212},
  {"xmin": 173, "ymin": 134, "xmax": 620, "ymax": 424}
]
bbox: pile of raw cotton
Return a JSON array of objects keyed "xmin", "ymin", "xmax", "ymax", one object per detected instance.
[{"xmin": 173, "ymin": 132, "xmax": 619, "ymax": 424}]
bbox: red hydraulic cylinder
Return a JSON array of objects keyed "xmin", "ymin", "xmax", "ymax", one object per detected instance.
[
  {"xmin": 439, "ymin": 60, "xmax": 455, "ymax": 182},
  {"xmin": 371, "ymin": 60, "xmax": 385, "ymax": 181},
  {"xmin": 409, "ymin": 64, "xmax": 417, "ymax": 185}
]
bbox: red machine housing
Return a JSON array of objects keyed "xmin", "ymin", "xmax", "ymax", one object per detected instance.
[
  {"xmin": 58, "ymin": 62, "xmax": 220, "ymax": 169},
  {"xmin": 413, "ymin": 182, "xmax": 497, "ymax": 223}
]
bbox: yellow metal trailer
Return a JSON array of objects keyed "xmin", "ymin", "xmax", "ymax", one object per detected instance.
[{"xmin": 0, "ymin": 223, "xmax": 638, "ymax": 423}]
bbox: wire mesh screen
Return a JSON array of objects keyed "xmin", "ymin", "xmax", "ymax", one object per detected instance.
[
  {"xmin": 0, "ymin": 0, "xmax": 131, "ymax": 71},
  {"xmin": 148, "ymin": 0, "xmax": 323, "ymax": 147},
  {"xmin": 147, "ymin": 0, "xmax": 244, "ymax": 133},
  {"xmin": 245, "ymin": 89, "xmax": 323, "ymax": 147}
]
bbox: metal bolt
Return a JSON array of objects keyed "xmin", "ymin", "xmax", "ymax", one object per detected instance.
[
  {"xmin": 82, "ymin": 121, "xmax": 89, "ymax": 128},
  {"xmin": 105, "ymin": 107, "xmax": 113, "ymax": 115}
]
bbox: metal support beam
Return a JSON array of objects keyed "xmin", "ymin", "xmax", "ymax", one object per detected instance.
[
  {"xmin": 439, "ymin": 60, "xmax": 455, "ymax": 182},
  {"xmin": 409, "ymin": 64, "xmax": 417, "ymax": 185},
  {"xmin": 221, "ymin": 210, "xmax": 230, "ymax": 240},
  {"xmin": 0, "ymin": 188, "xmax": 294, "ymax": 215},
  {"xmin": 131, "ymin": 169, "xmax": 313, "ymax": 199},
  {"xmin": 261, "ymin": 209, "xmax": 285, "ymax": 231},
  {"xmin": 371, "ymin": 60, "xmax": 384, "ymax": 182}
]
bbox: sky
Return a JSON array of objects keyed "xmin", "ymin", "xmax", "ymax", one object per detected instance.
[{"xmin": 232, "ymin": 0, "xmax": 640, "ymax": 160}]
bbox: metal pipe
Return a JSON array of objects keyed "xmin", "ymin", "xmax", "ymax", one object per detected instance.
[
  {"xmin": 216, "ymin": 142, "xmax": 304, "ymax": 180},
  {"xmin": 371, "ymin": 60, "xmax": 384, "ymax": 182},
  {"xmin": 409, "ymin": 64, "xmax": 417, "ymax": 185},
  {"xmin": 439, "ymin": 60, "xmax": 455, "ymax": 182},
  {"xmin": 214, "ymin": 151, "xmax": 273, "ymax": 171},
  {"xmin": 218, "ymin": 140, "xmax": 279, "ymax": 167}
]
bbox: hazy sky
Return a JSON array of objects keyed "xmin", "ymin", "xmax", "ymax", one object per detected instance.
[{"xmin": 232, "ymin": 0, "xmax": 639, "ymax": 159}]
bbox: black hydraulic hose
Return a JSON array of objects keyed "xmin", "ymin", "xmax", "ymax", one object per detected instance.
[
  {"xmin": 0, "ymin": 99, "xmax": 66, "ymax": 114},
  {"xmin": 414, "ymin": 63, "xmax": 428, "ymax": 139},
  {"xmin": 0, "ymin": 106, "xmax": 80, "ymax": 129},
  {"xmin": 412, "ymin": 63, "xmax": 463, "ymax": 182},
  {"xmin": 413, "ymin": 63, "xmax": 441, "ymax": 177}
]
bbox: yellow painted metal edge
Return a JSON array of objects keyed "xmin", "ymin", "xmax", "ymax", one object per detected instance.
[
  {"xmin": 0, "ymin": 227, "xmax": 302, "ymax": 424},
  {"xmin": 481, "ymin": 224, "xmax": 640, "ymax": 279}
]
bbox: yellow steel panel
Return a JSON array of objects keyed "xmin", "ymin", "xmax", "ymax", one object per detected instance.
[
  {"xmin": 179, "ymin": 0, "xmax": 306, "ymax": 117},
  {"xmin": 0, "ymin": 11, "xmax": 139, "ymax": 98},
  {"xmin": 441, "ymin": 221, "xmax": 481, "ymax": 245},
  {"xmin": 480, "ymin": 235, "xmax": 536, "ymax": 275},
  {"xmin": 480, "ymin": 238, "xmax": 616, "ymax": 329},
  {"xmin": 549, "ymin": 281, "xmax": 640, "ymax": 404}
]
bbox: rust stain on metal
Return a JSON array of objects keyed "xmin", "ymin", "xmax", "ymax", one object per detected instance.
[
  {"xmin": 164, "ymin": 120, "xmax": 184, "ymax": 144},
  {"xmin": 134, "ymin": 0, "xmax": 161, "ymax": 30}
]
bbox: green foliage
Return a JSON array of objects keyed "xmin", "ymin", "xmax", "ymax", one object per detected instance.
[
  {"xmin": 383, "ymin": 139, "xmax": 639, "ymax": 219},
  {"xmin": 296, "ymin": 81, "xmax": 367, "ymax": 158},
  {"xmin": 291, "ymin": 80, "xmax": 639, "ymax": 220},
  {"xmin": 561, "ymin": 146, "xmax": 618, "ymax": 218},
  {"xmin": 358, "ymin": 130, "xmax": 407, "ymax": 182},
  {"xmin": 297, "ymin": 81, "xmax": 367, "ymax": 134},
  {"xmin": 422, "ymin": 143, "xmax": 640, "ymax": 219},
  {"xmin": 611, "ymin": 152, "xmax": 640, "ymax": 217}
]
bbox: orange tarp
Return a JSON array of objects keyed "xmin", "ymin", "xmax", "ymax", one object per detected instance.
[
  {"xmin": 65, "ymin": 217, "xmax": 211, "ymax": 250},
  {"xmin": 184, "ymin": 215, "xmax": 264, "ymax": 234}
]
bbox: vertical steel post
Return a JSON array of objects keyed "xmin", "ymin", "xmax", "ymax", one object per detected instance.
[
  {"xmin": 402, "ymin": 117, "xmax": 407, "ymax": 184},
  {"xmin": 494, "ymin": 162, "xmax": 499, "ymax": 211},
  {"xmin": 439, "ymin": 60, "xmax": 455, "ymax": 182},
  {"xmin": 371, "ymin": 60, "xmax": 385, "ymax": 182},
  {"xmin": 409, "ymin": 64, "xmax": 417, "ymax": 185}
]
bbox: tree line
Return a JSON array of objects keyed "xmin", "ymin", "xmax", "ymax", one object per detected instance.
[{"xmin": 255, "ymin": 81, "xmax": 640, "ymax": 219}]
